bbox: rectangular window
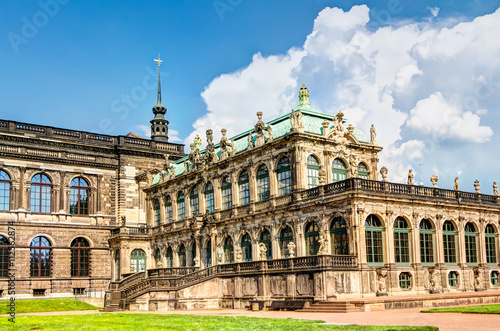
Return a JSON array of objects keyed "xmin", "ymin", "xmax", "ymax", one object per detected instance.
[
  {"xmin": 486, "ymin": 236, "xmax": 497, "ymax": 264},
  {"xmin": 420, "ymin": 232, "xmax": 434, "ymax": 264},
  {"xmin": 33, "ymin": 289, "xmax": 46, "ymax": 296},
  {"xmin": 165, "ymin": 201, "xmax": 172, "ymax": 222},
  {"xmin": 394, "ymin": 231, "xmax": 410, "ymax": 264},
  {"xmin": 465, "ymin": 235, "xmax": 477, "ymax": 265},
  {"xmin": 366, "ymin": 230, "xmax": 383, "ymax": 264},
  {"xmin": 239, "ymin": 182, "xmax": 250, "ymax": 205},
  {"xmin": 178, "ymin": 201, "xmax": 185, "ymax": 220},
  {"xmin": 443, "ymin": 234, "xmax": 456, "ymax": 264},
  {"xmin": 222, "ymin": 186, "xmax": 232, "ymax": 210}
]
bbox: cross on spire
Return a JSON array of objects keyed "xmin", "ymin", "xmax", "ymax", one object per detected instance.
[
  {"xmin": 154, "ymin": 54, "xmax": 163, "ymax": 105},
  {"xmin": 154, "ymin": 54, "xmax": 163, "ymax": 67}
]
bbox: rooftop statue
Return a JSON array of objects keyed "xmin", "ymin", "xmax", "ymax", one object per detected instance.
[{"xmin": 298, "ymin": 83, "xmax": 309, "ymax": 105}]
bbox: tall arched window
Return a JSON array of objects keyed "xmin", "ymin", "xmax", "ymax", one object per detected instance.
[
  {"xmin": 330, "ymin": 217, "xmax": 348, "ymax": 255},
  {"xmin": 365, "ymin": 215, "xmax": 383, "ymax": 266},
  {"xmin": 204, "ymin": 182, "xmax": 214, "ymax": 213},
  {"xmin": 0, "ymin": 171, "xmax": 11, "ymax": 211},
  {"xmin": 256, "ymin": 165, "xmax": 270, "ymax": 201},
  {"xmin": 221, "ymin": 177, "xmax": 232, "ymax": 210},
  {"xmin": 486, "ymin": 224, "xmax": 497, "ymax": 265},
  {"xmin": 130, "ymin": 249, "xmax": 146, "ymax": 272},
  {"xmin": 165, "ymin": 196, "xmax": 172, "ymax": 223},
  {"xmin": 307, "ymin": 156, "xmax": 319, "ymax": 188},
  {"xmin": 70, "ymin": 177, "xmax": 89, "ymax": 215},
  {"xmin": 465, "ymin": 222, "xmax": 478, "ymax": 265},
  {"xmin": 30, "ymin": 174, "xmax": 51, "ymax": 214},
  {"xmin": 277, "ymin": 157, "xmax": 292, "ymax": 196},
  {"xmin": 179, "ymin": 244, "xmax": 186, "ymax": 267},
  {"xmin": 71, "ymin": 237, "xmax": 90, "ymax": 277},
  {"xmin": 224, "ymin": 237, "xmax": 234, "ymax": 263},
  {"xmin": 280, "ymin": 226, "xmax": 293, "ymax": 258},
  {"xmin": 191, "ymin": 242, "xmax": 197, "ymax": 266},
  {"xmin": 332, "ymin": 159, "xmax": 347, "ymax": 183},
  {"xmin": 114, "ymin": 250, "xmax": 120, "ymax": 281},
  {"xmin": 166, "ymin": 247, "xmax": 173, "ymax": 267},
  {"xmin": 443, "ymin": 221, "xmax": 457, "ymax": 265},
  {"xmin": 153, "ymin": 199, "xmax": 161, "ymax": 227},
  {"xmin": 358, "ymin": 163, "xmax": 369, "ymax": 179},
  {"xmin": 206, "ymin": 239, "xmax": 212, "ymax": 267},
  {"xmin": 0, "ymin": 236, "xmax": 9, "ymax": 277},
  {"xmin": 238, "ymin": 171, "xmax": 250, "ymax": 205},
  {"xmin": 177, "ymin": 192, "xmax": 185, "ymax": 220},
  {"xmin": 260, "ymin": 230, "xmax": 272, "ymax": 260},
  {"xmin": 394, "ymin": 217, "xmax": 410, "ymax": 265},
  {"xmin": 241, "ymin": 234, "xmax": 252, "ymax": 262},
  {"xmin": 419, "ymin": 219, "xmax": 434, "ymax": 265},
  {"xmin": 190, "ymin": 186, "xmax": 199, "ymax": 216},
  {"xmin": 305, "ymin": 222, "xmax": 320, "ymax": 256},
  {"xmin": 153, "ymin": 248, "xmax": 161, "ymax": 268},
  {"xmin": 30, "ymin": 236, "xmax": 51, "ymax": 277}
]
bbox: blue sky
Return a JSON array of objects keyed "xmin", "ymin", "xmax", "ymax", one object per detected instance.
[{"xmin": 1, "ymin": 0, "xmax": 500, "ymax": 191}]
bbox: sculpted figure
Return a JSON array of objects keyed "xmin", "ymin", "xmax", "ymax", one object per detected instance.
[
  {"xmin": 318, "ymin": 235, "xmax": 328, "ymax": 254},
  {"xmin": 407, "ymin": 169, "xmax": 414, "ymax": 185},
  {"xmin": 349, "ymin": 155, "xmax": 357, "ymax": 177},
  {"xmin": 254, "ymin": 112, "xmax": 266, "ymax": 135},
  {"xmin": 454, "ymin": 177, "xmax": 460, "ymax": 191},
  {"xmin": 370, "ymin": 124, "xmax": 377, "ymax": 145},
  {"xmin": 429, "ymin": 268, "xmax": 441, "ymax": 293},
  {"xmin": 298, "ymin": 84, "xmax": 309, "ymax": 105},
  {"xmin": 290, "ymin": 109, "xmax": 304, "ymax": 130},
  {"xmin": 259, "ymin": 242, "xmax": 268, "ymax": 260},
  {"xmin": 474, "ymin": 269, "xmax": 483, "ymax": 290},
  {"xmin": 204, "ymin": 129, "xmax": 219, "ymax": 165},
  {"xmin": 376, "ymin": 270, "xmax": 387, "ymax": 295},
  {"xmin": 318, "ymin": 169, "xmax": 326, "ymax": 185},
  {"xmin": 287, "ymin": 241, "xmax": 296, "ymax": 258},
  {"xmin": 266, "ymin": 125, "xmax": 273, "ymax": 142},
  {"xmin": 333, "ymin": 111, "xmax": 345, "ymax": 134},
  {"xmin": 380, "ymin": 166, "xmax": 388, "ymax": 182},
  {"xmin": 494, "ymin": 182, "xmax": 499, "ymax": 196},
  {"xmin": 430, "ymin": 174, "xmax": 439, "ymax": 188},
  {"xmin": 235, "ymin": 246, "xmax": 242, "ymax": 262},
  {"xmin": 247, "ymin": 133, "xmax": 254, "ymax": 150},
  {"xmin": 474, "ymin": 180, "xmax": 481, "ymax": 193}
]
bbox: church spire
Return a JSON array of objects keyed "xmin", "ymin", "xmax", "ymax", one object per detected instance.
[{"xmin": 150, "ymin": 54, "xmax": 169, "ymax": 142}]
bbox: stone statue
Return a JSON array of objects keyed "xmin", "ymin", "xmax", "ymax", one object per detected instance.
[
  {"xmin": 430, "ymin": 174, "xmax": 439, "ymax": 188},
  {"xmin": 259, "ymin": 242, "xmax": 267, "ymax": 260},
  {"xmin": 254, "ymin": 112, "xmax": 266, "ymax": 135},
  {"xmin": 193, "ymin": 134, "xmax": 202, "ymax": 150},
  {"xmin": 219, "ymin": 128, "xmax": 230, "ymax": 161},
  {"xmin": 318, "ymin": 235, "xmax": 328, "ymax": 254},
  {"xmin": 188, "ymin": 143, "xmax": 204, "ymax": 172},
  {"xmin": 318, "ymin": 169, "xmax": 326, "ymax": 185},
  {"xmin": 454, "ymin": 177, "xmax": 460, "ymax": 191},
  {"xmin": 193, "ymin": 257, "xmax": 200, "ymax": 267},
  {"xmin": 287, "ymin": 241, "xmax": 296, "ymax": 258},
  {"xmin": 266, "ymin": 125, "xmax": 273, "ymax": 142},
  {"xmin": 230, "ymin": 140, "xmax": 236, "ymax": 157},
  {"xmin": 290, "ymin": 109, "xmax": 304, "ymax": 131},
  {"xmin": 494, "ymin": 182, "xmax": 499, "ymax": 196},
  {"xmin": 380, "ymin": 166, "xmax": 388, "ymax": 182},
  {"xmin": 235, "ymin": 246, "xmax": 242, "ymax": 262},
  {"xmin": 407, "ymin": 169, "xmax": 414, "ymax": 185},
  {"xmin": 157, "ymin": 260, "xmax": 163, "ymax": 269},
  {"xmin": 474, "ymin": 180, "xmax": 481, "ymax": 193},
  {"xmin": 376, "ymin": 269, "xmax": 388, "ymax": 296},
  {"xmin": 298, "ymin": 84, "xmax": 309, "ymax": 105},
  {"xmin": 247, "ymin": 133, "xmax": 254, "ymax": 150},
  {"xmin": 349, "ymin": 155, "xmax": 357, "ymax": 177},
  {"xmin": 370, "ymin": 124, "xmax": 377, "ymax": 145},
  {"xmin": 333, "ymin": 111, "xmax": 345, "ymax": 134},
  {"xmin": 474, "ymin": 268, "xmax": 484, "ymax": 291},
  {"xmin": 429, "ymin": 268, "xmax": 441, "ymax": 293},
  {"xmin": 204, "ymin": 129, "xmax": 219, "ymax": 165}
]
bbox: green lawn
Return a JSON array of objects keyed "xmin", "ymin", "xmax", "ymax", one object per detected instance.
[
  {"xmin": 422, "ymin": 304, "xmax": 500, "ymax": 314},
  {"xmin": 0, "ymin": 313, "xmax": 438, "ymax": 331},
  {"xmin": 0, "ymin": 299, "xmax": 99, "ymax": 314}
]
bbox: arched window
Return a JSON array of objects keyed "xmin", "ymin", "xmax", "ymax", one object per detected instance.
[
  {"xmin": 70, "ymin": 177, "xmax": 89, "ymax": 215},
  {"xmin": 394, "ymin": 217, "xmax": 410, "ymax": 265},
  {"xmin": 166, "ymin": 247, "xmax": 173, "ymax": 267},
  {"xmin": 238, "ymin": 171, "xmax": 250, "ymax": 205},
  {"xmin": 486, "ymin": 225, "xmax": 497, "ymax": 265},
  {"xmin": 224, "ymin": 237, "xmax": 234, "ymax": 264},
  {"xmin": 277, "ymin": 157, "xmax": 292, "ymax": 196},
  {"xmin": 256, "ymin": 165, "xmax": 270, "ymax": 201},
  {"xmin": 114, "ymin": 250, "xmax": 120, "ymax": 281},
  {"xmin": 190, "ymin": 186, "xmax": 199, "ymax": 216},
  {"xmin": 191, "ymin": 242, "xmax": 197, "ymax": 266},
  {"xmin": 419, "ymin": 219, "xmax": 434, "ymax": 265},
  {"xmin": 307, "ymin": 156, "xmax": 319, "ymax": 188},
  {"xmin": 30, "ymin": 236, "xmax": 51, "ymax": 277},
  {"xmin": 221, "ymin": 177, "xmax": 232, "ymax": 210},
  {"xmin": 443, "ymin": 221, "xmax": 457, "ymax": 265},
  {"xmin": 130, "ymin": 249, "xmax": 146, "ymax": 272},
  {"xmin": 279, "ymin": 226, "xmax": 293, "ymax": 258},
  {"xmin": 206, "ymin": 239, "xmax": 212, "ymax": 267},
  {"xmin": 153, "ymin": 248, "xmax": 161, "ymax": 268},
  {"xmin": 204, "ymin": 182, "xmax": 214, "ymax": 213},
  {"xmin": 260, "ymin": 229, "xmax": 272, "ymax": 260},
  {"xmin": 305, "ymin": 222, "xmax": 320, "ymax": 256},
  {"xmin": 358, "ymin": 163, "xmax": 369, "ymax": 179},
  {"xmin": 71, "ymin": 237, "xmax": 90, "ymax": 277},
  {"xmin": 179, "ymin": 244, "xmax": 186, "ymax": 267},
  {"xmin": 365, "ymin": 215, "xmax": 383, "ymax": 265},
  {"xmin": 153, "ymin": 199, "xmax": 161, "ymax": 227},
  {"xmin": 177, "ymin": 192, "xmax": 185, "ymax": 220},
  {"xmin": 165, "ymin": 196, "xmax": 172, "ymax": 222},
  {"xmin": 332, "ymin": 159, "xmax": 347, "ymax": 183},
  {"xmin": 241, "ymin": 234, "xmax": 252, "ymax": 262},
  {"xmin": 465, "ymin": 222, "xmax": 478, "ymax": 265},
  {"xmin": 0, "ymin": 171, "xmax": 11, "ymax": 211},
  {"xmin": 30, "ymin": 174, "xmax": 51, "ymax": 214},
  {"xmin": 330, "ymin": 217, "xmax": 348, "ymax": 255},
  {"xmin": 0, "ymin": 236, "xmax": 9, "ymax": 277}
]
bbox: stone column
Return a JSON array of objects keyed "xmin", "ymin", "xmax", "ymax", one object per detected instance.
[
  {"xmin": 385, "ymin": 217, "xmax": 396, "ymax": 267},
  {"xmin": 324, "ymin": 152, "xmax": 332, "ymax": 184},
  {"xmin": 478, "ymin": 223, "xmax": 487, "ymax": 267},
  {"xmin": 18, "ymin": 167, "xmax": 26, "ymax": 210},
  {"xmin": 248, "ymin": 167, "xmax": 256, "ymax": 203},
  {"xmin": 435, "ymin": 225, "xmax": 445, "ymax": 266},
  {"xmin": 268, "ymin": 161, "xmax": 276, "ymax": 199},
  {"xmin": 292, "ymin": 146, "xmax": 304, "ymax": 190},
  {"xmin": 356, "ymin": 208, "xmax": 368, "ymax": 266},
  {"xmin": 185, "ymin": 194, "xmax": 191, "ymax": 219},
  {"xmin": 96, "ymin": 175, "xmax": 102, "ymax": 213},
  {"xmin": 457, "ymin": 222, "xmax": 467, "ymax": 267},
  {"xmin": 59, "ymin": 171, "xmax": 66, "ymax": 212},
  {"xmin": 231, "ymin": 172, "xmax": 238, "ymax": 208},
  {"xmin": 159, "ymin": 197, "xmax": 165, "ymax": 224},
  {"xmin": 213, "ymin": 177, "xmax": 221, "ymax": 212},
  {"xmin": 172, "ymin": 194, "xmax": 178, "ymax": 221}
]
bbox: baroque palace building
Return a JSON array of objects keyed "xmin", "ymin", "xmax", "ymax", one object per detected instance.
[
  {"xmin": 104, "ymin": 84, "xmax": 500, "ymax": 311},
  {"xmin": 0, "ymin": 60, "xmax": 185, "ymax": 298}
]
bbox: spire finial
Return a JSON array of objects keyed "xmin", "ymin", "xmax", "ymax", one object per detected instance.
[
  {"xmin": 153, "ymin": 54, "xmax": 163, "ymax": 104},
  {"xmin": 299, "ymin": 84, "xmax": 310, "ymax": 105}
]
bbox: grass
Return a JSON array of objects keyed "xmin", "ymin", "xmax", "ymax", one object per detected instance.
[
  {"xmin": 422, "ymin": 304, "xmax": 500, "ymax": 314},
  {"xmin": 0, "ymin": 299, "xmax": 100, "ymax": 314},
  {"xmin": 0, "ymin": 313, "xmax": 439, "ymax": 330}
]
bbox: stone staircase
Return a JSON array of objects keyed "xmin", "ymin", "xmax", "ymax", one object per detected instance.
[
  {"xmin": 298, "ymin": 301, "xmax": 363, "ymax": 313},
  {"xmin": 100, "ymin": 291, "xmax": 122, "ymax": 312}
]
